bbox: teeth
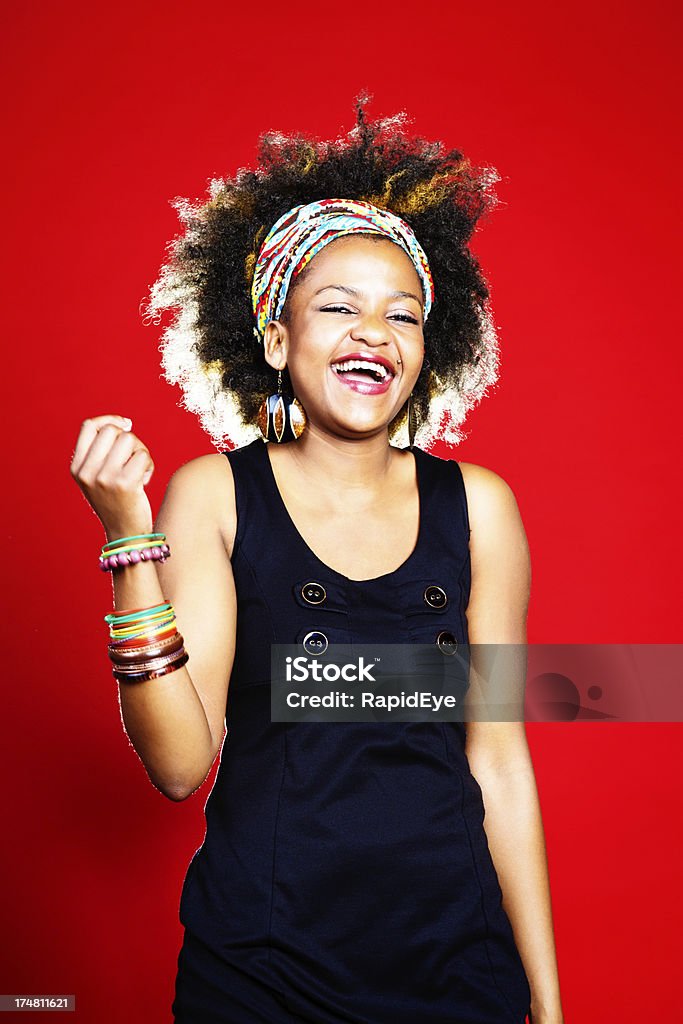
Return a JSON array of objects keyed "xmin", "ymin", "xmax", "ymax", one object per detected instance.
[{"xmin": 333, "ymin": 359, "xmax": 391, "ymax": 380}]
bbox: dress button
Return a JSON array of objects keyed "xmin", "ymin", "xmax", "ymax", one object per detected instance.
[
  {"xmin": 301, "ymin": 581, "xmax": 327, "ymax": 605},
  {"xmin": 424, "ymin": 585, "xmax": 448, "ymax": 609},
  {"xmin": 435, "ymin": 631, "xmax": 458, "ymax": 656},
  {"xmin": 303, "ymin": 630, "xmax": 329, "ymax": 655}
]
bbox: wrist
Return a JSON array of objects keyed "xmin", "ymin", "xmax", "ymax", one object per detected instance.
[
  {"xmin": 103, "ymin": 522, "xmax": 155, "ymax": 545},
  {"xmin": 530, "ymin": 1005, "xmax": 564, "ymax": 1024}
]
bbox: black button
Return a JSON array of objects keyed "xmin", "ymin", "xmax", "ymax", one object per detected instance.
[
  {"xmin": 302, "ymin": 630, "xmax": 328, "ymax": 655},
  {"xmin": 424, "ymin": 585, "xmax": 448, "ymax": 609},
  {"xmin": 301, "ymin": 581, "xmax": 327, "ymax": 605},
  {"xmin": 436, "ymin": 631, "xmax": 458, "ymax": 656}
]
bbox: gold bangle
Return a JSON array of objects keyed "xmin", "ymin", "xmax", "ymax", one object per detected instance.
[
  {"xmin": 113, "ymin": 652, "xmax": 189, "ymax": 684},
  {"xmin": 108, "ymin": 634, "xmax": 184, "ymax": 662},
  {"xmin": 111, "ymin": 646, "xmax": 187, "ymax": 674}
]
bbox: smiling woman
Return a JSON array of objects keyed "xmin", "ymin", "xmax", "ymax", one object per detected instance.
[
  {"xmin": 265, "ymin": 235, "xmax": 426, "ymax": 437},
  {"xmin": 71, "ymin": 96, "xmax": 564, "ymax": 1024},
  {"xmin": 143, "ymin": 98, "xmax": 502, "ymax": 452}
]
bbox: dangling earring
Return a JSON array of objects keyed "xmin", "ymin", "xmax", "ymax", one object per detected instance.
[
  {"xmin": 257, "ymin": 368, "xmax": 308, "ymax": 443},
  {"xmin": 407, "ymin": 391, "xmax": 418, "ymax": 450}
]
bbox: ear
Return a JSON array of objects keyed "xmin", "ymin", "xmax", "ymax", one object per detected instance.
[{"xmin": 263, "ymin": 321, "xmax": 289, "ymax": 371}]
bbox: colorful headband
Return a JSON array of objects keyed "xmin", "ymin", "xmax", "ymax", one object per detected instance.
[{"xmin": 251, "ymin": 198, "xmax": 435, "ymax": 342}]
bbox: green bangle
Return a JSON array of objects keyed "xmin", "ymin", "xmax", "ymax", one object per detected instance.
[
  {"xmin": 102, "ymin": 532, "xmax": 165, "ymax": 552},
  {"xmin": 108, "ymin": 614, "xmax": 176, "ymax": 637},
  {"xmin": 101, "ymin": 540, "xmax": 165, "ymax": 556},
  {"xmin": 104, "ymin": 602, "xmax": 173, "ymax": 625}
]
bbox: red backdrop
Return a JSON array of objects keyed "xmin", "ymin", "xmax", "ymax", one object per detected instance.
[{"xmin": 2, "ymin": 1, "xmax": 681, "ymax": 1021}]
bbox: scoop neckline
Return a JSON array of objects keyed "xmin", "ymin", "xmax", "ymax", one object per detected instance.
[{"xmin": 260, "ymin": 440, "xmax": 426, "ymax": 584}]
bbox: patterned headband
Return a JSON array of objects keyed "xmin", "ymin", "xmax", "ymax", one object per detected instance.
[{"xmin": 250, "ymin": 198, "xmax": 435, "ymax": 342}]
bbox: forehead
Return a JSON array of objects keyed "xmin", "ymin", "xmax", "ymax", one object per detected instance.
[{"xmin": 295, "ymin": 234, "xmax": 422, "ymax": 289}]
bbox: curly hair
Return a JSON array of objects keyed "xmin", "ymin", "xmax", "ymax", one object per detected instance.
[{"xmin": 143, "ymin": 95, "xmax": 503, "ymax": 449}]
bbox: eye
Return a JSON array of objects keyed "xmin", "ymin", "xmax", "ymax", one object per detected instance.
[
  {"xmin": 320, "ymin": 304, "xmax": 356, "ymax": 314},
  {"xmin": 389, "ymin": 312, "xmax": 420, "ymax": 325}
]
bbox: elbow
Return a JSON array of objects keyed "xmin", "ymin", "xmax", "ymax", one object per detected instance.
[
  {"xmin": 145, "ymin": 746, "xmax": 221, "ymax": 803},
  {"xmin": 163, "ymin": 784, "xmax": 195, "ymax": 803},
  {"xmin": 153, "ymin": 761, "xmax": 217, "ymax": 802},
  {"xmin": 151, "ymin": 774, "xmax": 201, "ymax": 803}
]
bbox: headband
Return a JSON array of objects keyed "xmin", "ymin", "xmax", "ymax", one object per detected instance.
[{"xmin": 250, "ymin": 198, "xmax": 435, "ymax": 342}]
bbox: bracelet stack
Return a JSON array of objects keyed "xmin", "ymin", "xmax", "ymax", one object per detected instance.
[
  {"xmin": 104, "ymin": 602, "xmax": 189, "ymax": 683},
  {"xmin": 99, "ymin": 533, "xmax": 171, "ymax": 572}
]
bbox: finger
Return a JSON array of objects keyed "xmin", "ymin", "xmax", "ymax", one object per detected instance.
[
  {"xmin": 71, "ymin": 415, "xmax": 132, "ymax": 476},
  {"xmin": 119, "ymin": 447, "xmax": 154, "ymax": 488},
  {"xmin": 95, "ymin": 429, "xmax": 142, "ymax": 484},
  {"xmin": 76, "ymin": 423, "xmax": 130, "ymax": 484}
]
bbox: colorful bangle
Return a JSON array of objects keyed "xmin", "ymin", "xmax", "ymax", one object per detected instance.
[
  {"xmin": 111, "ymin": 646, "xmax": 187, "ymax": 674},
  {"xmin": 102, "ymin": 533, "xmax": 166, "ymax": 551},
  {"xmin": 107, "ymin": 610, "xmax": 175, "ymax": 633},
  {"xmin": 102, "ymin": 598, "xmax": 187, "ymax": 684},
  {"xmin": 113, "ymin": 651, "xmax": 189, "ymax": 683},
  {"xmin": 105, "ymin": 603, "xmax": 172, "ymax": 618},
  {"xmin": 108, "ymin": 620, "xmax": 176, "ymax": 641},
  {"xmin": 104, "ymin": 600, "xmax": 189, "ymax": 683},
  {"xmin": 104, "ymin": 603, "xmax": 173, "ymax": 625},
  {"xmin": 108, "ymin": 635, "xmax": 185, "ymax": 662},
  {"xmin": 113, "ymin": 652, "xmax": 189, "ymax": 684},
  {"xmin": 99, "ymin": 544, "xmax": 171, "ymax": 572},
  {"xmin": 109, "ymin": 626, "xmax": 179, "ymax": 649}
]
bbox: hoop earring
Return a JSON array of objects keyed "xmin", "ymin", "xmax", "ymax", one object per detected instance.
[
  {"xmin": 257, "ymin": 368, "xmax": 308, "ymax": 443},
  {"xmin": 407, "ymin": 391, "xmax": 418, "ymax": 450}
]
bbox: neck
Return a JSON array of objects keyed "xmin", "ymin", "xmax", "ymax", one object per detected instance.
[{"xmin": 275, "ymin": 424, "xmax": 402, "ymax": 496}]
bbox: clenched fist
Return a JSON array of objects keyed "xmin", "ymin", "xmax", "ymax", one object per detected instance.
[{"xmin": 70, "ymin": 414, "xmax": 155, "ymax": 542}]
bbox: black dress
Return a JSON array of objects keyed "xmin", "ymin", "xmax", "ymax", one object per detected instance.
[{"xmin": 172, "ymin": 439, "xmax": 532, "ymax": 1023}]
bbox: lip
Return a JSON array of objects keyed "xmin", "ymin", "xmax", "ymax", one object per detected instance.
[{"xmin": 329, "ymin": 364, "xmax": 395, "ymax": 396}]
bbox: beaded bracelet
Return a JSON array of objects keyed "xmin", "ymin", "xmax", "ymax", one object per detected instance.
[{"xmin": 99, "ymin": 544, "xmax": 171, "ymax": 572}]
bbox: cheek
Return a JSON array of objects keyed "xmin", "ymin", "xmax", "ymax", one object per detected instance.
[{"xmin": 285, "ymin": 342, "xmax": 331, "ymax": 396}]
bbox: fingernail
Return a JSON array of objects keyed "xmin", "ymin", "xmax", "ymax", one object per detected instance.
[{"xmin": 122, "ymin": 417, "xmax": 132, "ymax": 431}]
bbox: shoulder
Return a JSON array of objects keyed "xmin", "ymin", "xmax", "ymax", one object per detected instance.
[
  {"xmin": 456, "ymin": 460, "xmax": 530, "ymax": 605},
  {"xmin": 166, "ymin": 451, "xmax": 235, "ymax": 494},
  {"xmin": 453, "ymin": 461, "xmax": 526, "ymax": 542},
  {"xmin": 162, "ymin": 452, "xmax": 237, "ymax": 554},
  {"xmin": 457, "ymin": 460, "xmax": 519, "ymax": 505}
]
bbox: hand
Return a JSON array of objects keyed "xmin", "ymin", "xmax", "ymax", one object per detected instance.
[{"xmin": 70, "ymin": 414, "xmax": 155, "ymax": 541}]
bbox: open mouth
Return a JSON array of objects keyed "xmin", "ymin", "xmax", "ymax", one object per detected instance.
[{"xmin": 331, "ymin": 359, "xmax": 395, "ymax": 384}]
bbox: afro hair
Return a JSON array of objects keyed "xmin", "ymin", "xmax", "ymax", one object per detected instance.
[{"xmin": 143, "ymin": 94, "xmax": 503, "ymax": 450}]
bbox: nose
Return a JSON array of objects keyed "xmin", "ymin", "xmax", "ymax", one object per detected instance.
[{"xmin": 349, "ymin": 310, "xmax": 391, "ymax": 346}]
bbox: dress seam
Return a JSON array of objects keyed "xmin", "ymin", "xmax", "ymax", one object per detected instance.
[
  {"xmin": 457, "ymin": 769, "xmax": 520, "ymax": 1023},
  {"xmin": 229, "ymin": 540, "xmax": 284, "ymax": 990},
  {"xmin": 268, "ymin": 726, "xmax": 288, "ymax": 977}
]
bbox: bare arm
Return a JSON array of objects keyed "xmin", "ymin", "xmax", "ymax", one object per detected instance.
[
  {"xmin": 460, "ymin": 463, "xmax": 564, "ymax": 1024},
  {"xmin": 71, "ymin": 416, "xmax": 236, "ymax": 802}
]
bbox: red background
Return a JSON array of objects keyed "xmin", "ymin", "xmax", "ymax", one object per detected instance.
[{"xmin": 2, "ymin": 1, "xmax": 681, "ymax": 1020}]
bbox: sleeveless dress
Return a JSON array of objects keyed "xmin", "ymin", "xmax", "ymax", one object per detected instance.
[{"xmin": 172, "ymin": 438, "xmax": 532, "ymax": 1024}]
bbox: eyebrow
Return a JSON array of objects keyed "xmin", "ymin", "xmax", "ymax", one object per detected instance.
[{"xmin": 314, "ymin": 284, "xmax": 424, "ymax": 307}]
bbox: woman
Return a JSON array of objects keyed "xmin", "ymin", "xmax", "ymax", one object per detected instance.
[{"xmin": 70, "ymin": 101, "xmax": 564, "ymax": 1023}]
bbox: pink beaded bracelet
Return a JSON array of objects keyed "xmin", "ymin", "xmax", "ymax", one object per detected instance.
[{"xmin": 99, "ymin": 544, "xmax": 171, "ymax": 572}]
